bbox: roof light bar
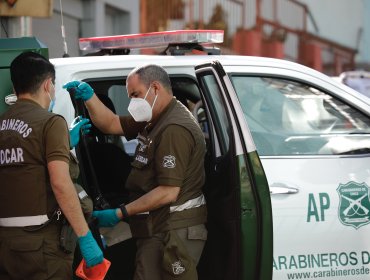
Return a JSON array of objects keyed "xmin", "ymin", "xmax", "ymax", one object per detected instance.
[{"xmin": 79, "ymin": 30, "xmax": 224, "ymax": 51}]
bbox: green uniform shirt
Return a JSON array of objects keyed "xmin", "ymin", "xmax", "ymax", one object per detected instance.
[
  {"xmin": 124, "ymin": 98, "xmax": 207, "ymax": 237},
  {"xmin": 0, "ymin": 99, "xmax": 70, "ymax": 219}
]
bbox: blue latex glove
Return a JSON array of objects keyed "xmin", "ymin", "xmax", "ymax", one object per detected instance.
[
  {"xmin": 69, "ymin": 116, "xmax": 92, "ymax": 149},
  {"xmin": 92, "ymin": 209, "xmax": 120, "ymax": 227},
  {"xmin": 63, "ymin": 80, "xmax": 94, "ymax": 101},
  {"xmin": 78, "ymin": 230, "xmax": 104, "ymax": 267}
]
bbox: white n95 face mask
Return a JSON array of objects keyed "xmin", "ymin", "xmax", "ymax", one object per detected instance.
[{"xmin": 128, "ymin": 86, "xmax": 158, "ymax": 122}]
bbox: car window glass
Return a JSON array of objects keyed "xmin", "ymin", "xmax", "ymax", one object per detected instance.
[
  {"xmin": 108, "ymin": 85, "xmax": 130, "ymax": 115},
  {"xmin": 199, "ymin": 74, "xmax": 230, "ymax": 155},
  {"xmin": 231, "ymin": 76, "xmax": 370, "ymax": 156},
  {"xmin": 107, "ymin": 84, "xmax": 138, "ymax": 155}
]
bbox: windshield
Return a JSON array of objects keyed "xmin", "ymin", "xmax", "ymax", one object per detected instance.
[{"xmin": 231, "ymin": 76, "xmax": 370, "ymax": 156}]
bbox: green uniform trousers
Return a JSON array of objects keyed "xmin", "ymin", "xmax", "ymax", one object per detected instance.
[
  {"xmin": 0, "ymin": 222, "xmax": 73, "ymax": 280},
  {"xmin": 134, "ymin": 224, "xmax": 207, "ymax": 280}
]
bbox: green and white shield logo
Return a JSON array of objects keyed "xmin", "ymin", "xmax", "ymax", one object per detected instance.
[{"xmin": 337, "ymin": 182, "xmax": 370, "ymax": 229}]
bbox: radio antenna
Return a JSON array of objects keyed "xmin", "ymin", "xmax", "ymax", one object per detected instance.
[{"xmin": 59, "ymin": 0, "xmax": 69, "ymax": 57}]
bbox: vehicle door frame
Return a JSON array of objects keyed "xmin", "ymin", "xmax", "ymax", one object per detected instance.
[{"xmin": 195, "ymin": 60, "xmax": 273, "ymax": 280}]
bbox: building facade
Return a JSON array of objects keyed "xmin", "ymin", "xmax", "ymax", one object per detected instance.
[
  {"xmin": 0, "ymin": 0, "xmax": 139, "ymax": 58},
  {"xmin": 139, "ymin": 0, "xmax": 367, "ymax": 75},
  {"xmin": 0, "ymin": 0, "xmax": 368, "ymax": 74}
]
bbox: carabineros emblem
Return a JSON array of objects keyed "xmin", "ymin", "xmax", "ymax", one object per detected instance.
[{"xmin": 337, "ymin": 181, "xmax": 370, "ymax": 229}]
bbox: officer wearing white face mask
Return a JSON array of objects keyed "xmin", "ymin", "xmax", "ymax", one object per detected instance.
[
  {"xmin": 0, "ymin": 52, "xmax": 103, "ymax": 280},
  {"xmin": 127, "ymin": 84, "xmax": 158, "ymax": 122},
  {"xmin": 64, "ymin": 64, "xmax": 207, "ymax": 280}
]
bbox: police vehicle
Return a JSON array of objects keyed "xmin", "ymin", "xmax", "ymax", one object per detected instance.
[{"xmin": 3, "ymin": 30, "xmax": 370, "ymax": 280}]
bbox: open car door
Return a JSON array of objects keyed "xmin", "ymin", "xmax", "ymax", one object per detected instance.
[
  {"xmin": 68, "ymin": 87, "xmax": 136, "ymax": 279},
  {"xmin": 68, "ymin": 89, "xmax": 111, "ymax": 210},
  {"xmin": 195, "ymin": 60, "xmax": 273, "ymax": 280}
]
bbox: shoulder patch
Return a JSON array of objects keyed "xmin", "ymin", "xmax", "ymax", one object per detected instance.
[{"xmin": 163, "ymin": 155, "xmax": 176, "ymax": 168}]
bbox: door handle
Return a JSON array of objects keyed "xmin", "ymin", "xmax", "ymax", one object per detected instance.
[{"xmin": 270, "ymin": 182, "xmax": 299, "ymax": 195}]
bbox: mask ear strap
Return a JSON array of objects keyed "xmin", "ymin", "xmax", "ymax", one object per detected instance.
[
  {"xmin": 144, "ymin": 86, "xmax": 151, "ymax": 100},
  {"xmin": 47, "ymin": 79, "xmax": 55, "ymax": 99},
  {"xmin": 151, "ymin": 93, "xmax": 158, "ymax": 109}
]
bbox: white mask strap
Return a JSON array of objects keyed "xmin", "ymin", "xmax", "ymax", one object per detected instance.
[
  {"xmin": 144, "ymin": 86, "xmax": 151, "ymax": 100},
  {"xmin": 151, "ymin": 93, "xmax": 158, "ymax": 109}
]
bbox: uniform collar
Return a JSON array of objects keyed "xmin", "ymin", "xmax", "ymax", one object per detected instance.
[
  {"xmin": 145, "ymin": 98, "xmax": 177, "ymax": 132},
  {"xmin": 16, "ymin": 98, "xmax": 43, "ymax": 108}
]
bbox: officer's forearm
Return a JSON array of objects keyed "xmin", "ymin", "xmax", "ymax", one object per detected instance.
[
  {"xmin": 122, "ymin": 185, "xmax": 180, "ymax": 218},
  {"xmin": 85, "ymin": 94, "xmax": 123, "ymax": 135},
  {"xmin": 48, "ymin": 160, "xmax": 89, "ymax": 237}
]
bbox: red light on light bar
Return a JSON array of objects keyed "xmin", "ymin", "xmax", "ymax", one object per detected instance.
[{"xmin": 79, "ymin": 30, "xmax": 224, "ymax": 51}]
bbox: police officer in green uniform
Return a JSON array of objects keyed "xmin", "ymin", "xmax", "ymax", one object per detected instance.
[
  {"xmin": 0, "ymin": 52, "xmax": 103, "ymax": 280},
  {"xmin": 59, "ymin": 116, "xmax": 94, "ymax": 256},
  {"xmin": 64, "ymin": 64, "xmax": 207, "ymax": 280}
]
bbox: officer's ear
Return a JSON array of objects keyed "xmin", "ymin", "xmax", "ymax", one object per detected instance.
[
  {"xmin": 41, "ymin": 78, "xmax": 53, "ymax": 94},
  {"xmin": 151, "ymin": 81, "xmax": 161, "ymax": 93},
  {"xmin": 47, "ymin": 78, "xmax": 55, "ymax": 93}
]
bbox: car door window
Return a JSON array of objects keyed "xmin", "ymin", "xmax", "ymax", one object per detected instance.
[
  {"xmin": 107, "ymin": 84, "xmax": 138, "ymax": 155},
  {"xmin": 231, "ymin": 76, "xmax": 370, "ymax": 156},
  {"xmin": 198, "ymin": 74, "xmax": 230, "ymax": 156},
  {"xmin": 108, "ymin": 84, "xmax": 130, "ymax": 115}
]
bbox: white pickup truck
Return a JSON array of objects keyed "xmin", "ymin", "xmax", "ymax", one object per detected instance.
[{"xmin": 4, "ymin": 30, "xmax": 370, "ymax": 280}]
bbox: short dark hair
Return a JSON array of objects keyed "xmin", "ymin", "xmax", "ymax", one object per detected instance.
[
  {"xmin": 10, "ymin": 51, "xmax": 55, "ymax": 95},
  {"xmin": 130, "ymin": 64, "xmax": 172, "ymax": 91}
]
